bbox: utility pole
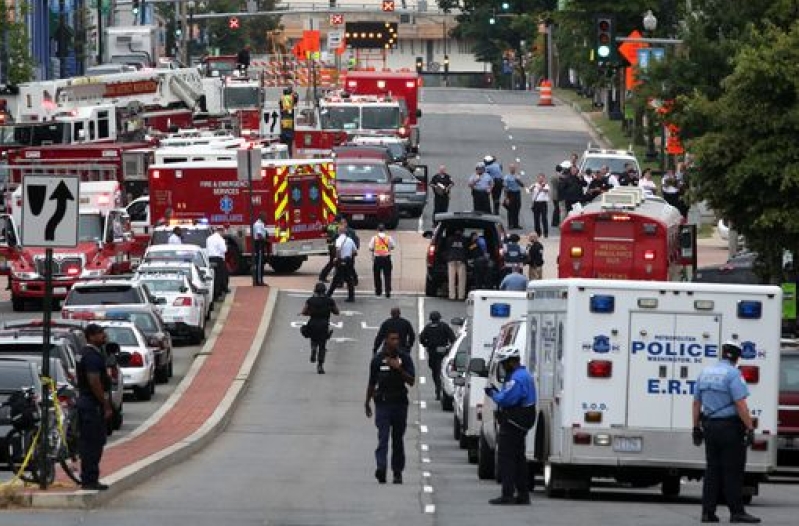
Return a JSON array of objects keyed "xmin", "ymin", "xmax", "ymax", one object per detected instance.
[{"xmin": 96, "ymin": 0, "xmax": 104, "ymax": 65}]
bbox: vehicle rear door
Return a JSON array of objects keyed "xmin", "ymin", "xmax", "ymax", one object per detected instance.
[
  {"xmin": 285, "ymin": 173, "xmax": 325, "ymax": 241},
  {"xmin": 0, "ymin": 213, "xmax": 20, "ymax": 275}
]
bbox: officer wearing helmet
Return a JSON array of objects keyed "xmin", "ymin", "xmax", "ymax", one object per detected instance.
[
  {"xmin": 485, "ymin": 346, "xmax": 537, "ymax": 505},
  {"xmin": 692, "ymin": 341, "xmax": 760, "ymax": 523},
  {"xmin": 483, "ymin": 155, "xmax": 504, "ymax": 215},
  {"xmin": 419, "ymin": 311, "xmax": 457, "ymax": 401}
]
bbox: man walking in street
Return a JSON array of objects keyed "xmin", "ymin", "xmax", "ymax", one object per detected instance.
[
  {"xmin": 252, "ymin": 213, "xmax": 267, "ymax": 286},
  {"xmin": 419, "ymin": 311, "xmax": 456, "ymax": 400},
  {"xmin": 526, "ymin": 233, "xmax": 544, "ymax": 280},
  {"xmin": 319, "ymin": 216, "xmax": 342, "ymax": 283},
  {"xmin": 368, "ymin": 224, "xmax": 395, "ymax": 298},
  {"xmin": 430, "ymin": 165, "xmax": 454, "ymax": 225},
  {"xmin": 365, "ymin": 329, "xmax": 416, "ymax": 485},
  {"xmin": 327, "ymin": 224, "xmax": 357, "ymax": 302},
  {"xmin": 206, "ymin": 225, "xmax": 230, "ymax": 298},
  {"xmin": 485, "ymin": 346, "xmax": 536, "ymax": 505},
  {"xmin": 373, "ymin": 307, "xmax": 415, "ymax": 354},
  {"xmin": 692, "ymin": 342, "xmax": 761, "ymax": 524},
  {"xmin": 76, "ymin": 324, "xmax": 113, "ymax": 491}
]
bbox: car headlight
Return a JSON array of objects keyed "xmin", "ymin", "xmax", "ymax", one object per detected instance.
[
  {"xmin": 80, "ymin": 269, "xmax": 107, "ymax": 278},
  {"xmin": 12, "ymin": 270, "xmax": 39, "ymax": 280},
  {"xmin": 378, "ymin": 193, "xmax": 392, "ymax": 204}
]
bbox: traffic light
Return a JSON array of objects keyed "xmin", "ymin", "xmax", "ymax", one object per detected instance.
[
  {"xmin": 132, "ymin": 0, "xmax": 140, "ymax": 17},
  {"xmin": 443, "ymin": 54, "xmax": 449, "ymax": 74},
  {"xmin": 501, "ymin": 2, "xmax": 510, "ymax": 10},
  {"xmin": 595, "ymin": 15, "xmax": 616, "ymax": 65},
  {"xmin": 175, "ymin": 22, "xmax": 182, "ymax": 38},
  {"xmin": 489, "ymin": 16, "xmax": 496, "ymax": 25},
  {"xmin": 229, "ymin": 17, "xmax": 240, "ymax": 30},
  {"xmin": 415, "ymin": 56, "xmax": 423, "ymax": 74}
]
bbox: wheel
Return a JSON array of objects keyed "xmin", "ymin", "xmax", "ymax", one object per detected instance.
[
  {"xmin": 11, "ymin": 295, "xmax": 24, "ymax": 312},
  {"xmin": 441, "ymin": 393, "xmax": 453, "ymax": 411},
  {"xmin": 385, "ymin": 211, "xmax": 400, "ymax": 229},
  {"xmin": 453, "ymin": 415, "xmax": 461, "ymax": 441},
  {"xmin": 191, "ymin": 326, "xmax": 205, "ymax": 345},
  {"xmin": 224, "ymin": 239, "xmax": 248, "ymax": 275},
  {"xmin": 544, "ymin": 463, "xmax": 566, "ymax": 498},
  {"xmin": 425, "ymin": 278, "xmax": 439, "ymax": 297},
  {"xmin": 270, "ymin": 256, "xmax": 304, "ymax": 274},
  {"xmin": 112, "ymin": 405, "xmax": 123, "ymax": 430},
  {"xmin": 661, "ymin": 475, "xmax": 681, "ymax": 497},
  {"xmin": 155, "ymin": 363, "xmax": 169, "ymax": 384},
  {"xmin": 168, "ymin": 357, "xmax": 174, "ymax": 378},
  {"xmin": 467, "ymin": 446, "xmax": 479, "ymax": 464},
  {"xmin": 59, "ymin": 412, "xmax": 82, "ymax": 485},
  {"xmin": 135, "ymin": 381, "xmax": 153, "ymax": 401},
  {"xmin": 478, "ymin": 432, "xmax": 495, "ymax": 480}
]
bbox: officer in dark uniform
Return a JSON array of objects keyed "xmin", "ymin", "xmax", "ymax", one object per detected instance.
[
  {"xmin": 419, "ymin": 311, "xmax": 457, "ymax": 400},
  {"xmin": 430, "ymin": 165, "xmax": 454, "ymax": 225},
  {"xmin": 692, "ymin": 342, "xmax": 760, "ymax": 524},
  {"xmin": 501, "ymin": 233, "xmax": 525, "ymax": 279},
  {"xmin": 76, "ymin": 324, "xmax": 113, "ymax": 490},
  {"xmin": 365, "ymin": 329, "xmax": 416, "ymax": 484},
  {"xmin": 373, "ymin": 307, "xmax": 415, "ymax": 354}
]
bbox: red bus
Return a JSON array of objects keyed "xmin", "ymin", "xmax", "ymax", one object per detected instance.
[{"xmin": 558, "ymin": 188, "xmax": 694, "ymax": 281}]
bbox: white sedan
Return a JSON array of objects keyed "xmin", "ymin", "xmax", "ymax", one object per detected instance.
[
  {"xmin": 134, "ymin": 273, "xmax": 207, "ymax": 344},
  {"xmin": 142, "ymin": 244, "xmax": 216, "ymax": 304},
  {"xmin": 440, "ymin": 319, "xmax": 470, "ymax": 412},
  {"xmin": 97, "ymin": 321, "xmax": 156, "ymax": 401}
]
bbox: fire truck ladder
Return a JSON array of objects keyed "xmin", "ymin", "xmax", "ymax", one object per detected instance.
[{"xmin": 168, "ymin": 71, "xmax": 207, "ymax": 113}]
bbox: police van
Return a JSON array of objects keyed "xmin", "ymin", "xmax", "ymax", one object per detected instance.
[
  {"xmin": 526, "ymin": 279, "xmax": 781, "ymax": 500},
  {"xmin": 455, "ymin": 290, "xmax": 527, "ymax": 464}
]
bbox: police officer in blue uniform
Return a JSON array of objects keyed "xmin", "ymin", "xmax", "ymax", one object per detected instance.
[
  {"xmin": 692, "ymin": 342, "xmax": 760, "ymax": 523},
  {"xmin": 76, "ymin": 324, "xmax": 113, "ymax": 490},
  {"xmin": 365, "ymin": 329, "xmax": 416, "ymax": 484},
  {"xmin": 485, "ymin": 346, "xmax": 537, "ymax": 505}
]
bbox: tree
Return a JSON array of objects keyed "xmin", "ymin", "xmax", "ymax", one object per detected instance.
[{"xmin": 0, "ymin": 0, "xmax": 35, "ymax": 83}]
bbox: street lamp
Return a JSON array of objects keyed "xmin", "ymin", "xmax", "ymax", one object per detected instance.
[
  {"xmin": 643, "ymin": 9, "xmax": 659, "ymax": 162},
  {"xmin": 643, "ymin": 10, "xmax": 657, "ymax": 33}
]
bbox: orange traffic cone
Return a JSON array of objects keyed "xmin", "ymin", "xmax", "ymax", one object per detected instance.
[{"xmin": 538, "ymin": 79, "xmax": 554, "ymax": 107}]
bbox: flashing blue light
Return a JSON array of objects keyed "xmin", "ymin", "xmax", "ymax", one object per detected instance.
[
  {"xmin": 103, "ymin": 311, "xmax": 131, "ymax": 321},
  {"xmin": 196, "ymin": 218, "xmax": 210, "ymax": 225},
  {"xmin": 590, "ymin": 295, "xmax": 615, "ymax": 313},
  {"xmin": 365, "ymin": 193, "xmax": 374, "ymax": 199},
  {"xmin": 490, "ymin": 303, "xmax": 511, "ymax": 318},
  {"xmin": 737, "ymin": 300, "xmax": 762, "ymax": 319}
]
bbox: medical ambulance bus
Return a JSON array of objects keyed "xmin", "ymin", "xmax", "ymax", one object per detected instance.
[
  {"xmin": 559, "ymin": 187, "xmax": 694, "ymax": 281},
  {"xmin": 526, "ymin": 278, "xmax": 781, "ymax": 500}
]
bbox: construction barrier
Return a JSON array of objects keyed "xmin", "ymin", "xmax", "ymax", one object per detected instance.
[{"xmin": 538, "ymin": 79, "xmax": 554, "ymax": 107}]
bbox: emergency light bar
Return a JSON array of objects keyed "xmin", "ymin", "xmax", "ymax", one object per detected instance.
[
  {"xmin": 490, "ymin": 303, "xmax": 511, "ymax": 318},
  {"xmin": 589, "ymin": 295, "xmax": 615, "ymax": 313},
  {"xmin": 737, "ymin": 301, "xmax": 762, "ymax": 319}
]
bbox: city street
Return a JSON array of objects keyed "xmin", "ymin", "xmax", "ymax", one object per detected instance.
[{"xmin": 1, "ymin": 89, "xmax": 795, "ymax": 524}]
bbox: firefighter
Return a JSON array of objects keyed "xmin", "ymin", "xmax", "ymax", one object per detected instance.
[
  {"xmin": 368, "ymin": 224, "xmax": 395, "ymax": 298},
  {"xmin": 279, "ymin": 86, "xmax": 299, "ymax": 155}
]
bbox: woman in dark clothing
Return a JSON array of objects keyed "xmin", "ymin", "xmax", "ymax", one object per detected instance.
[{"xmin": 302, "ymin": 282, "xmax": 340, "ymax": 374}]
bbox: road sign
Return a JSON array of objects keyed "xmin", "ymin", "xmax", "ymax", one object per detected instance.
[
  {"xmin": 22, "ymin": 175, "xmax": 79, "ymax": 248},
  {"xmin": 330, "ymin": 14, "xmax": 344, "ymax": 25},
  {"xmin": 618, "ymin": 30, "xmax": 648, "ymax": 65},
  {"xmin": 328, "ymin": 30, "xmax": 343, "ymax": 49},
  {"xmin": 382, "ymin": 0, "xmax": 395, "ymax": 12}
]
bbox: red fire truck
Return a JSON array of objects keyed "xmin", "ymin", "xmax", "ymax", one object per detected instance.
[
  {"xmin": 147, "ymin": 159, "xmax": 337, "ymax": 274},
  {"xmin": 0, "ymin": 181, "xmax": 140, "ymax": 311},
  {"xmin": 559, "ymin": 188, "xmax": 695, "ymax": 281},
  {"xmin": 341, "ymin": 70, "xmax": 422, "ymax": 151}
]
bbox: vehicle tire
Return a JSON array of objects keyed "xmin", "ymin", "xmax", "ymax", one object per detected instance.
[
  {"xmin": 453, "ymin": 415, "xmax": 461, "ymax": 441},
  {"xmin": 410, "ymin": 207, "xmax": 424, "ymax": 218},
  {"xmin": 467, "ymin": 446, "xmax": 479, "ymax": 464},
  {"xmin": 135, "ymin": 382, "xmax": 153, "ymax": 401},
  {"xmin": 478, "ymin": 432, "xmax": 495, "ymax": 480},
  {"xmin": 661, "ymin": 475, "xmax": 681, "ymax": 498},
  {"xmin": 545, "ymin": 464, "xmax": 566, "ymax": 498},
  {"xmin": 155, "ymin": 363, "xmax": 170, "ymax": 384},
  {"xmin": 385, "ymin": 211, "xmax": 400, "ymax": 230},
  {"xmin": 112, "ymin": 406, "xmax": 123, "ymax": 431},
  {"xmin": 168, "ymin": 357, "xmax": 174, "ymax": 378},
  {"xmin": 11, "ymin": 295, "xmax": 24, "ymax": 312},
  {"xmin": 191, "ymin": 326, "xmax": 205, "ymax": 345},
  {"xmin": 270, "ymin": 256, "xmax": 304, "ymax": 274},
  {"xmin": 527, "ymin": 462, "xmax": 537, "ymax": 491},
  {"xmin": 225, "ymin": 240, "xmax": 248, "ymax": 275},
  {"xmin": 425, "ymin": 279, "xmax": 438, "ymax": 298},
  {"xmin": 441, "ymin": 393, "xmax": 453, "ymax": 411}
]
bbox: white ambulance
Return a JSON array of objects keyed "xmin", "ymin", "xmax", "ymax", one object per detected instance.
[
  {"xmin": 526, "ymin": 279, "xmax": 781, "ymax": 500},
  {"xmin": 454, "ymin": 290, "xmax": 527, "ymax": 464}
]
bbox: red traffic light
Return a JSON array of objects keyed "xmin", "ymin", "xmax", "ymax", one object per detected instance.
[
  {"xmin": 598, "ymin": 20, "xmax": 610, "ymax": 31},
  {"xmin": 229, "ymin": 17, "xmax": 240, "ymax": 30}
]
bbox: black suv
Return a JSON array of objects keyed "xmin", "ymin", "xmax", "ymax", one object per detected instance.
[{"xmin": 422, "ymin": 212, "xmax": 507, "ymax": 297}]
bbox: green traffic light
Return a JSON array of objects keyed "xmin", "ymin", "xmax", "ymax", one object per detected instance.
[
  {"xmin": 489, "ymin": 17, "xmax": 496, "ymax": 25},
  {"xmin": 501, "ymin": 2, "xmax": 509, "ymax": 9},
  {"xmin": 597, "ymin": 45, "xmax": 610, "ymax": 58}
]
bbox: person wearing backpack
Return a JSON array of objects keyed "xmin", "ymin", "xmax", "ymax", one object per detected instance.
[
  {"xmin": 419, "ymin": 311, "xmax": 457, "ymax": 400},
  {"xmin": 526, "ymin": 233, "xmax": 544, "ymax": 280}
]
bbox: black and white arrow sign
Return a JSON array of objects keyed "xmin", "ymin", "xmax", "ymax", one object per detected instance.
[{"xmin": 22, "ymin": 175, "xmax": 80, "ymax": 248}]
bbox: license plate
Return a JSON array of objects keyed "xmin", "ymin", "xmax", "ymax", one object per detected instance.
[
  {"xmin": 53, "ymin": 287, "xmax": 67, "ymax": 295},
  {"xmin": 613, "ymin": 436, "xmax": 643, "ymax": 453},
  {"xmin": 123, "ymin": 374, "xmax": 132, "ymax": 381},
  {"xmin": 302, "ymin": 244, "xmax": 313, "ymax": 251},
  {"xmin": 353, "ymin": 214, "xmax": 365, "ymax": 221}
]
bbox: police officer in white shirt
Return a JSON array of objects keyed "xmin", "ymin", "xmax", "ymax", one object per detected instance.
[
  {"xmin": 327, "ymin": 225, "xmax": 357, "ymax": 302},
  {"xmin": 252, "ymin": 213, "xmax": 267, "ymax": 286},
  {"xmin": 168, "ymin": 226, "xmax": 183, "ymax": 245},
  {"xmin": 206, "ymin": 225, "xmax": 229, "ymax": 299}
]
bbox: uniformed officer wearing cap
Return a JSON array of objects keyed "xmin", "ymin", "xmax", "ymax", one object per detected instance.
[
  {"xmin": 468, "ymin": 162, "xmax": 493, "ymax": 214},
  {"xmin": 76, "ymin": 324, "xmax": 113, "ymax": 490},
  {"xmin": 692, "ymin": 342, "xmax": 760, "ymax": 524}
]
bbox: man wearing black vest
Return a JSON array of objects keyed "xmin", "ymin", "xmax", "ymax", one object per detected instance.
[{"xmin": 419, "ymin": 311, "xmax": 457, "ymax": 400}]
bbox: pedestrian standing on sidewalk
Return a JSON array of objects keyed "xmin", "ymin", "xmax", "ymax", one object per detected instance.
[
  {"xmin": 206, "ymin": 225, "xmax": 230, "ymax": 298},
  {"xmin": 326, "ymin": 224, "xmax": 357, "ymax": 302},
  {"xmin": 373, "ymin": 307, "xmax": 416, "ymax": 354},
  {"xmin": 526, "ymin": 233, "xmax": 544, "ymax": 280},
  {"xmin": 76, "ymin": 324, "xmax": 112, "ymax": 491},
  {"xmin": 503, "ymin": 163, "xmax": 524, "ymax": 229},
  {"xmin": 419, "ymin": 311, "xmax": 457, "ymax": 400},
  {"xmin": 529, "ymin": 172, "xmax": 550, "ymax": 238},
  {"xmin": 301, "ymin": 282, "xmax": 340, "ymax": 374},
  {"xmin": 368, "ymin": 224, "xmax": 396, "ymax": 298},
  {"xmin": 252, "ymin": 214, "xmax": 267, "ymax": 286},
  {"xmin": 365, "ymin": 329, "xmax": 416, "ymax": 485}
]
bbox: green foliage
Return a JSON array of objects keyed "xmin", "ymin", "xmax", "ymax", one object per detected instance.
[{"xmin": 0, "ymin": 0, "xmax": 34, "ymax": 83}]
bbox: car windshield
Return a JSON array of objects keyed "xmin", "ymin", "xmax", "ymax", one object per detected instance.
[
  {"xmin": 581, "ymin": 157, "xmax": 639, "ymax": 176},
  {"xmin": 224, "ymin": 86, "xmax": 260, "ymax": 109},
  {"xmin": 104, "ymin": 327, "xmax": 140, "ymax": 347},
  {"xmin": 151, "ymin": 229, "xmax": 210, "ymax": 248},
  {"xmin": 78, "ymin": 214, "xmax": 104, "ymax": 242},
  {"xmin": 321, "ymin": 106, "xmax": 360, "ymax": 130},
  {"xmin": 361, "ymin": 106, "xmax": 401, "ymax": 130},
  {"xmin": 0, "ymin": 343, "xmax": 59, "ymax": 355},
  {"xmin": 146, "ymin": 249, "xmax": 205, "ymax": 267},
  {"xmin": 5, "ymin": 123, "xmax": 70, "ymax": 146},
  {"xmin": 781, "ymin": 355, "xmax": 799, "ymax": 392},
  {"xmin": 66, "ymin": 286, "xmax": 141, "ymax": 306},
  {"xmin": 141, "ymin": 279, "xmax": 185, "ymax": 293},
  {"xmin": 337, "ymin": 163, "xmax": 389, "ymax": 183},
  {"xmin": 0, "ymin": 366, "xmax": 37, "ymax": 391},
  {"xmin": 385, "ymin": 142, "xmax": 405, "ymax": 160}
]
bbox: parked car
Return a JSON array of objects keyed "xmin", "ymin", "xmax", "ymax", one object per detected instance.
[
  {"xmin": 61, "ymin": 278, "xmax": 159, "ymax": 319},
  {"xmin": 0, "ymin": 330, "xmax": 79, "ymax": 386},
  {"xmin": 0, "ymin": 359, "xmax": 42, "ymax": 463},
  {"xmin": 422, "ymin": 211, "xmax": 507, "ymax": 297},
  {"xmin": 389, "ymin": 164, "xmax": 427, "ymax": 218},
  {"xmin": 97, "ymin": 321, "xmax": 156, "ymax": 401},
  {"xmin": 97, "ymin": 307, "xmax": 174, "ymax": 383},
  {"xmin": 440, "ymin": 318, "xmax": 469, "ymax": 412},
  {"xmin": 133, "ymin": 273, "xmax": 206, "ymax": 344},
  {"xmin": 779, "ymin": 342, "xmax": 799, "ymax": 468},
  {"xmin": 142, "ymin": 244, "xmax": 216, "ymax": 301},
  {"xmin": 135, "ymin": 261, "xmax": 212, "ymax": 319}
]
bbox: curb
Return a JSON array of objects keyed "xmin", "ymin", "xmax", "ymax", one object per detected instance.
[{"xmin": 26, "ymin": 287, "xmax": 279, "ymax": 509}]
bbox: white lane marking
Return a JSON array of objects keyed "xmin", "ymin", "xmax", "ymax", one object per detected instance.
[
  {"xmin": 339, "ymin": 310, "xmax": 362, "ymax": 316},
  {"xmin": 425, "ymin": 504, "xmax": 436, "ymax": 514},
  {"xmin": 511, "ymin": 145, "xmax": 517, "ymax": 151},
  {"xmin": 291, "ymin": 321, "xmax": 343, "ymax": 329},
  {"xmin": 420, "ymin": 376, "xmax": 426, "ymax": 385},
  {"xmin": 508, "ymin": 135, "xmax": 513, "ymax": 140},
  {"xmin": 420, "ymin": 425, "xmax": 428, "ymax": 433},
  {"xmin": 360, "ymin": 321, "xmax": 380, "ymax": 330},
  {"xmin": 424, "ymin": 486, "xmax": 434, "ymax": 493},
  {"xmin": 422, "ymin": 457, "xmax": 431, "ymax": 463},
  {"xmin": 330, "ymin": 337, "xmax": 357, "ymax": 343},
  {"xmin": 421, "ymin": 444, "xmax": 429, "ymax": 451},
  {"xmin": 516, "ymin": 158, "xmax": 521, "ymax": 163},
  {"xmin": 417, "ymin": 296, "xmax": 426, "ymax": 361},
  {"xmin": 423, "ymin": 471, "xmax": 431, "ymax": 478},
  {"xmin": 420, "ymin": 400, "xmax": 427, "ymax": 409}
]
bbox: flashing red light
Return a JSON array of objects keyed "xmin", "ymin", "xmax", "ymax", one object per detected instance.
[
  {"xmin": 173, "ymin": 297, "xmax": 193, "ymax": 307},
  {"xmin": 643, "ymin": 249, "xmax": 656, "ymax": 261},
  {"xmin": 587, "ymin": 359, "xmax": 613, "ymax": 378},
  {"xmin": 128, "ymin": 352, "xmax": 144, "ymax": 367},
  {"xmin": 65, "ymin": 267, "xmax": 80, "ymax": 276},
  {"xmin": 97, "ymin": 194, "xmax": 111, "ymax": 205},
  {"xmin": 739, "ymin": 365, "xmax": 760, "ymax": 384},
  {"xmin": 611, "ymin": 214, "xmax": 631, "ymax": 221}
]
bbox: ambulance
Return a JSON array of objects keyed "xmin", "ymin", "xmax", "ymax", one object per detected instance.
[
  {"xmin": 525, "ymin": 279, "xmax": 781, "ymax": 500},
  {"xmin": 454, "ymin": 290, "xmax": 527, "ymax": 464}
]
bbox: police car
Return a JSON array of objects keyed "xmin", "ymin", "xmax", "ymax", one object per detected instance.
[
  {"xmin": 143, "ymin": 244, "xmax": 216, "ymax": 304},
  {"xmin": 577, "ymin": 146, "xmax": 641, "ymax": 180},
  {"xmin": 135, "ymin": 260, "xmax": 212, "ymax": 320},
  {"xmin": 133, "ymin": 273, "xmax": 207, "ymax": 344},
  {"xmin": 96, "ymin": 320, "xmax": 156, "ymax": 401}
]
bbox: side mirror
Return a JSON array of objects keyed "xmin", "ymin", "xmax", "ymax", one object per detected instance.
[
  {"xmin": 453, "ymin": 376, "xmax": 466, "ymax": 387},
  {"xmin": 422, "ymin": 230, "xmax": 433, "ymax": 239},
  {"xmin": 450, "ymin": 317, "xmax": 464, "ymax": 326},
  {"xmin": 468, "ymin": 357, "xmax": 488, "ymax": 377}
]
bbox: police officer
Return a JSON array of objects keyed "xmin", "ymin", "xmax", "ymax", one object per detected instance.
[
  {"xmin": 318, "ymin": 216, "xmax": 341, "ymax": 283},
  {"xmin": 692, "ymin": 342, "xmax": 760, "ymax": 523},
  {"xmin": 485, "ymin": 346, "xmax": 536, "ymax": 505},
  {"xmin": 430, "ymin": 165, "xmax": 454, "ymax": 224},
  {"xmin": 76, "ymin": 324, "xmax": 113, "ymax": 490},
  {"xmin": 501, "ymin": 233, "xmax": 525, "ymax": 279},
  {"xmin": 206, "ymin": 225, "xmax": 229, "ymax": 298},
  {"xmin": 301, "ymin": 282, "xmax": 340, "ymax": 374},
  {"xmin": 419, "ymin": 311, "xmax": 456, "ymax": 400},
  {"xmin": 365, "ymin": 329, "xmax": 416, "ymax": 484},
  {"xmin": 326, "ymin": 224, "xmax": 357, "ymax": 302},
  {"xmin": 484, "ymin": 155, "xmax": 504, "ymax": 215},
  {"xmin": 468, "ymin": 162, "xmax": 493, "ymax": 214},
  {"xmin": 373, "ymin": 307, "xmax": 415, "ymax": 354},
  {"xmin": 252, "ymin": 213, "xmax": 267, "ymax": 286},
  {"xmin": 368, "ymin": 224, "xmax": 395, "ymax": 298}
]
